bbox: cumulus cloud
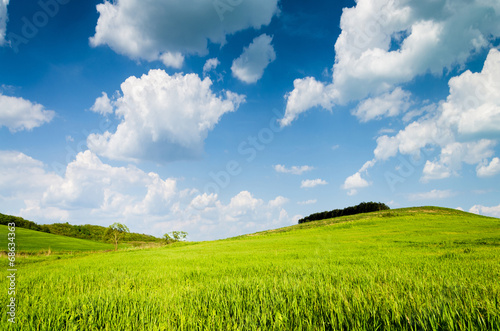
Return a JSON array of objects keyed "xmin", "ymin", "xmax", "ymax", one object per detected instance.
[
  {"xmin": 0, "ymin": 0, "xmax": 8, "ymax": 45},
  {"xmin": 280, "ymin": 77, "xmax": 336, "ymax": 127},
  {"xmin": 90, "ymin": 0, "xmax": 279, "ymax": 66},
  {"xmin": 477, "ymin": 157, "xmax": 500, "ymax": 177},
  {"xmin": 469, "ymin": 203, "xmax": 500, "ymax": 218},
  {"xmin": 421, "ymin": 140, "xmax": 495, "ymax": 182},
  {"xmin": 281, "ymin": 0, "xmax": 500, "ymax": 125},
  {"xmin": 87, "ymin": 70, "xmax": 245, "ymax": 162},
  {"xmin": 231, "ymin": 34, "xmax": 276, "ymax": 83},
  {"xmin": 301, "ymin": 179, "xmax": 327, "ymax": 189},
  {"xmin": 352, "ymin": 88, "xmax": 411, "ymax": 122},
  {"xmin": 0, "ymin": 150, "xmax": 295, "ymax": 241},
  {"xmin": 159, "ymin": 52, "xmax": 184, "ymax": 69},
  {"xmin": 357, "ymin": 48, "xmax": 500, "ymax": 189},
  {"xmin": 90, "ymin": 92, "xmax": 114, "ymax": 115},
  {"xmin": 342, "ymin": 160, "xmax": 375, "ymax": 195},
  {"xmin": 408, "ymin": 189, "xmax": 455, "ymax": 201},
  {"xmin": 274, "ymin": 164, "xmax": 314, "ymax": 175},
  {"xmin": 342, "ymin": 173, "xmax": 369, "ymax": 196},
  {"xmin": 0, "ymin": 151, "xmax": 61, "ymax": 200},
  {"xmin": 0, "ymin": 93, "xmax": 55, "ymax": 132}
]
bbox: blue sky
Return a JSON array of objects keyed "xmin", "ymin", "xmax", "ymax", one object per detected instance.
[{"xmin": 1, "ymin": 0, "xmax": 499, "ymax": 241}]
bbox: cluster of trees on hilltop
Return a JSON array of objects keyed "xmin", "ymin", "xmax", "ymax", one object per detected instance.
[
  {"xmin": 298, "ymin": 202, "xmax": 390, "ymax": 224},
  {"xmin": 0, "ymin": 213, "xmax": 160, "ymax": 243},
  {"xmin": 0, "ymin": 213, "xmax": 50, "ymax": 232}
]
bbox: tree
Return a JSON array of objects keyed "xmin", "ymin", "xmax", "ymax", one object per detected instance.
[
  {"xmin": 163, "ymin": 231, "xmax": 188, "ymax": 244},
  {"xmin": 104, "ymin": 222, "xmax": 130, "ymax": 251}
]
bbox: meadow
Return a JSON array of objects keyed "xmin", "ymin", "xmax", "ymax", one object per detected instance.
[
  {"xmin": 1, "ymin": 207, "xmax": 499, "ymax": 330},
  {"xmin": 0, "ymin": 225, "xmax": 114, "ymax": 253}
]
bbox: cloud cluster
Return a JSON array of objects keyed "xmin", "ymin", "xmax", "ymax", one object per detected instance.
[
  {"xmin": 469, "ymin": 203, "xmax": 500, "ymax": 218},
  {"xmin": 231, "ymin": 34, "xmax": 276, "ymax": 83},
  {"xmin": 344, "ymin": 48, "xmax": 500, "ymax": 194},
  {"xmin": 377, "ymin": 49, "xmax": 500, "ymax": 181},
  {"xmin": 0, "ymin": 93, "xmax": 55, "ymax": 132},
  {"xmin": 90, "ymin": 0, "xmax": 280, "ymax": 67},
  {"xmin": 282, "ymin": 0, "xmax": 500, "ymax": 126},
  {"xmin": 0, "ymin": 150, "xmax": 295, "ymax": 241},
  {"xmin": 88, "ymin": 70, "xmax": 245, "ymax": 162}
]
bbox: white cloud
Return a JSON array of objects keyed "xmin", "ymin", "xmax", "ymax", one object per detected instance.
[
  {"xmin": 477, "ymin": 158, "xmax": 500, "ymax": 177},
  {"xmin": 274, "ymin": 164, "xmax": 314, "ymax": 175},
  {"xmin": 280, "ymin": 77, "xmax": 336, "ymax": 127},
  {"xmin": 342, "ymin": 159, "xmax": 375, "ymax": 195},
  {"xmin": 0, "ymin": 150, "xmax": 294, "ymax": 241},
  {"xmin": 408, "ymin": 189, "xmax": 455, "ymax": 201},
  {"xmin": 87, "ymin": 70, "xmax": 245, "ymax": 162},
  {"xmin": 353, "ymin": 88, "xmax": 411, "ymax": 122},
  {"xmin": 0, "ymin": 0, "xmax": 8, "ymax": 45},
  {"xmin": 90, "ymin": 92, "xmax": 114, "ymax": 115},
  {"xmin": 268, "ymin": 196, "xmax": 289, "ymax": 208},
  {"xmin": 0, "ymin": 93, "xmax": 55, "ymax": 132},
  {"xmin": 231, "ymin": 34, "xmax": 276, "ymax": 83},
  {"xmin": 203, "ymin": 58, "xmax": 220, "ymax": 76},
  {"xmin": 190, "ymin": 191, "xmax": 293, "ymax": 233},
  {"xmin": 469, "ymin": 204, "xmax": 500, "ymax": 218},
  {"xmin": 300, "ymin": 179, "xmax": 327, "ymax": 189},
  {"xmin": 342, "ymin": 172, "xmax": 369, "ymax": 196},
  {"xmin": 421, "ymin": 161, "xmax": 452, "ymax": 182},
  {"xmin": 0, "ymin": 151, "xmax": 61, "ymax": 200},
  {"xmin": 281, "ymin": 0, "xmax": 500, "ymax": 125},
  {"xmin": 369, "ymin": 49, "xmax": 500, "ymax": 182},
  {"xmin": 440, "ymin": 48, "xmax": 500, "ymax": 135},
  {"xmin": 298, "ymin": 199, "xmax": 317, "ymax": 205},
  {"xmin": 421, "ymin": 140, "xmax": 496, "ymax": 182},
  {"xmin": 159, "ymin": 52, "xmax": 184, "ymax": 69},
  {"xmin": 90, "ymin": 0, "xmax": 279, "ymax": 66}
]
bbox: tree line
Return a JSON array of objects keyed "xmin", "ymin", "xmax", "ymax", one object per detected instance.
[
  {"xmin": 298, "ymin": 202, "xmax": 390, "ymax": 224},
  {"xmin": 0, "ymin": 213, "xmax": 160, "ymax": 243}
]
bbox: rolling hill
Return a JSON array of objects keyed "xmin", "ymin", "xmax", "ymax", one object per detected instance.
[
  {"xmin": 0, "ymin": 225, "xmax": 114, "ymax": 252},
  {"xmin": 1, "ymin": 207, "xmax": 499, "ymax": 330}
]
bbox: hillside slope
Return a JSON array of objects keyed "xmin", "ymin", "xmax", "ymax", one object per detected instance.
[
  {"xmin": 1, "ymin": 207, "xmax": 499, "ymax": 330},
  {"xmin": 0, "ymin": 212, "xmax": 161, "ymax": 243},
  {"xmin": 0, "ymin": 225, "xmax": 114, "ymax": 252}
]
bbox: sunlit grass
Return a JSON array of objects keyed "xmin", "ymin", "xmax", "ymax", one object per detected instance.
[
  {"xmin": 0, "ymin": 225, "xmax": 114, "ymax": 252},
  {"xmin": 1, "ymin": 207, "xmax": 499, "ymax": 330}
]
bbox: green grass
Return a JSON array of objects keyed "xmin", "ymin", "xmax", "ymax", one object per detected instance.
[
  {"xmin": 1, "ymin": 207, "xmax": 499, "ymax": 330},
  {"xmin": 0, "ymin": 225, "xmax": 114, "ymax": 252}
]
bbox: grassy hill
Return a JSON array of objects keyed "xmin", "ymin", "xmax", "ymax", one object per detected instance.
[
  {"xmin": 0, "ymin": 212, "xmax": 161, "ymax": 244},
  {"xmin": 0, "ymin": 225, "xmax": 115, "ymax": 252},
  {"xmin": 1, "ymin": 207, "xmax": 499, "ymax": 330}
]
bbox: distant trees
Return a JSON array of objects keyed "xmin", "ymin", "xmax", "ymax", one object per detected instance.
[
  {"xmin": 104, "ymin": 223, "xmax": 130, "ymax": 251},
  {"xmin": 298, "ymin": 202, "xmax": 390, "ymax": 224},
  {"xmin": 0, "ymin": 213, "xmax": 50, "ymax": 232},
  {"xmin": 0, "ymin": 213, "xmax": 160, "ymax": 243},
  {"xmin": 163, "ymin": 231, "xmax": 188, "ymax": 244}
]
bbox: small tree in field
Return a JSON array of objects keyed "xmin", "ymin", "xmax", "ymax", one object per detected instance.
[
  {"xmin": 163, "ymin": 231, "xmax": 188, "ymax": 244},
  {"xmin": 104, "ymin": 222, "xmax": 130, "ymax": 251}
]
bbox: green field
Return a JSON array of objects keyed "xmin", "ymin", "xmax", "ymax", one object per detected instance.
[
  {"xmin": 0, "ymin": 225, "xmax": 114, "ymax": 252},
  {"xmin": 1, "ymin": 207, "xmax": 500, "ymax": 330}
]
